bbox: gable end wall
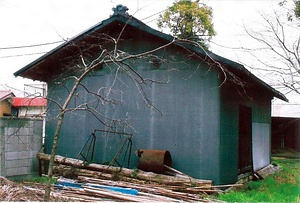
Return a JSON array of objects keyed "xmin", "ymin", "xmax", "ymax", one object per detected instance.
[{"xmin": 44, "ymin": 36, "xmax": 223, "ymax": 183}]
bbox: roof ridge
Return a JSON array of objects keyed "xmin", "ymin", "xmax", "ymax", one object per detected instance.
[{"xmin": 13, "ymin": 7, "xmax": 288, "ymax": 102}]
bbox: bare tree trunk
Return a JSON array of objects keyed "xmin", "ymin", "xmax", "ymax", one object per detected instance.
[
  {"xmin": 42, "ymin": 40, "xmax": 178, "ymax": 200},
  {"xmin": 44, "ymin": 77, "xmax": 86, "ymax": 200},
  {"xmin": 44, "ymin": 114, "xmax": 64, "ymax": 200}
]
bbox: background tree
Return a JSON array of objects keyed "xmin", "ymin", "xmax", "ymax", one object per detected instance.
[
  {"xmin": 157, "ymin": 0, "xmax": 215, "ymax": 49},
  {"xmin": 296, "ymin": 0, "xmax": 300, "ymax": 17}
]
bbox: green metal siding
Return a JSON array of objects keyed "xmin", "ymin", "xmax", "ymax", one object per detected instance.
[
  {"xmin": 220, "ymin": 82, "xmax": 273, "ymax": 184},
  {"xmin": 45, "ymin": 50, "xmax": 274, "ymax": 185},
  {"xmin": 15, "ymin": 13, "xmax": 282, "ymax": 185},
  {"xmin": 219, "ymin": 97, "xmax": 239, "ymax": 184},
  {"xmin": 44, "ymin": 42, "xmax": 224, "ymax": 183}
]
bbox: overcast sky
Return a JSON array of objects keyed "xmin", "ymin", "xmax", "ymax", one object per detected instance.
[{"xmin": 1, "ymin": 0, "xmax": 298, "ymax": 105}]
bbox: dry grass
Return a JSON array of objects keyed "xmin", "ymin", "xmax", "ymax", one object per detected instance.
[
  {"xmin": 0, "ymin": 176, "xmax": 70, "ymax": 202},
  {"xmin": 0, "ymin": 176, "xmax": 44, "ymax": 201}
]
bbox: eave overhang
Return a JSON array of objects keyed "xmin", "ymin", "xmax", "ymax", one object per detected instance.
[{"xmin": 14, "ymin": 13, "xmax": 288, "ymax": 102}]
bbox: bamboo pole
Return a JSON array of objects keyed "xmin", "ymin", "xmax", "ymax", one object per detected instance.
[{"xmin": 78, "ymin": 176, "xmax": 211, "ymax": 201}]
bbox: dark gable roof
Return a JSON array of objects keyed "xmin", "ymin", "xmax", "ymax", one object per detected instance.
[{"xmin": 14, "ymin": 12, "xmax": 288, "ymax": 102}]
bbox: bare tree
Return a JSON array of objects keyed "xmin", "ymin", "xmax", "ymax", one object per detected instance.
[
  {"xmin": 43, "ymin": 32, "xmax": 180, "ymax": 199},
  {"xmin": 41, "ymin": 27, "xmax": 237, "ymax": 201},
  {"xmin": 243, "ymin": 2, "xmax": 299, "ymax": 95},
  {"xmin": 40, "ymin": 9, "xmax": 251, "ymax": 201}
]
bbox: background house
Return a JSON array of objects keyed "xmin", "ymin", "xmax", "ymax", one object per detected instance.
[
  {"xmin": 0, "ymin": 88, "xmax": 44, "ymax": 179},
  {"xmin": 0, "ymin": 90, "xmax": 15, "ymax": 117},
  {"xmin": 12, "ymin": 97, "xmax": 47, "ymax": 118},
  {"xmin": 14, "ymin": 7, "xmax": 287, "ymax": 185}
]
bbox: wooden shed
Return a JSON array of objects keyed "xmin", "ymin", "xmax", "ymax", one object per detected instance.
[
  {"xmin": 271, "ymin": 117, "xmax": 300, "ymax": 151},
  {"xmin": 14, "ymin": 6, "xmax": 287, "ymax": 185}
]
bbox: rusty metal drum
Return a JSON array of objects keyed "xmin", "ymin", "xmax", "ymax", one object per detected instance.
[{"xmin": 137, "ymin": 149, "xmax": 172, "ymax": 173}]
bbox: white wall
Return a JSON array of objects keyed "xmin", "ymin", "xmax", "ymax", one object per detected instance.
[{"xmin": 252, "ymin": 123, "xmax": 271, "ymax": 171}]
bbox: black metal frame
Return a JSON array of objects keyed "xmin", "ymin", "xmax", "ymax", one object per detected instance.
[{"xmin": 76, "ymin": 129, "xmax": 133, "ymax": 168}]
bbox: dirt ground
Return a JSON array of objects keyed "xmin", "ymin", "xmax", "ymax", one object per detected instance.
[
  {"xmin": 0, "ymin": 177, "xmax": 68, "ymax": 202},
  {"xmin": 0, "ymin": 177, "xmax": 43, "ymax": 201}
]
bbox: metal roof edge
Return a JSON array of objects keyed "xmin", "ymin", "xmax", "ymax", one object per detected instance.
[
  {"xmin": 236, "ymin": 65, "xmax": 289, "ymax": 102},
  {"xmin": 172, "ymin": 42, "xmax": 288, "ymax": 102},
  {"xmin": 13, "ymin": 15, "xmax": 119, "ymax": 77},
  {"xmin": 14, "ymin": 13, "xmax": 288, "ymax": 102}
]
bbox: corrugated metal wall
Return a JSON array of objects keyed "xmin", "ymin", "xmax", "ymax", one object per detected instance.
[
  {"xmin": 44, "ymin": 34, "xmax": 273, "ymax": 185},
  {"xmin": 45, "ymin": 42, "xmax": 224, "ymax": 183}
]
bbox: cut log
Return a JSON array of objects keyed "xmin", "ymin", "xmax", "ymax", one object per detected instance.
[
  {"xmin": 53, "ymin": 165, "xmax": 150, "ymax": 185},
  {"xmin": 37, "ymin": 152, "xmax": 212, "ymax": 187}
]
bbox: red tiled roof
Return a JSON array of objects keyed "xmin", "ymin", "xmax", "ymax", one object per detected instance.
[{"xmin": 13, "ymin": 97, "xmax": 47, "ymax": 107}]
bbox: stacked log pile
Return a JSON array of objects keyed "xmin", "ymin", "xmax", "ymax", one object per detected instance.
[{"xmin": 37, "ymin": 153, "xmax": 241, "ymax": 202}]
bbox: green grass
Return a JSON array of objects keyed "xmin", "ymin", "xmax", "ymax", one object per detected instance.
[
  {"xmin": 218, "ymin": 158, "xmax": 300, "ymax": 202},
  {"xmin": 26, "ymin": 176, "xmax": 57, "ymax": 184}
]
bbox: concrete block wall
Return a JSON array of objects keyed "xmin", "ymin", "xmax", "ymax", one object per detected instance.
[{"xmin": 0, "ymin": 117, "xmax": 43, "ymax": 179}]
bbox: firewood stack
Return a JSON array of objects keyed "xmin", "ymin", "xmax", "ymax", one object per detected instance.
[{"xmin": 36, "ymin": 152, "xmax": 241, "ymax": 202}]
